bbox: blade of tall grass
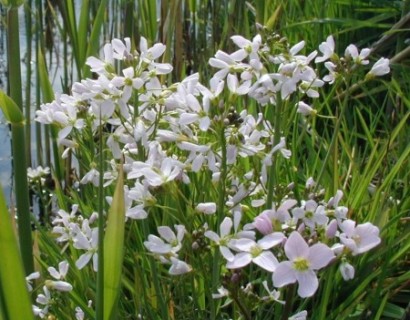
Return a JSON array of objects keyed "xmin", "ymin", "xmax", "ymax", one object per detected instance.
[
  {"xmin": 83, "ymin": 0, "xmax": 109, "ymax": 78},
  {"xmin": 0, "ymin": 184, "xmax": 34, "ymax": 320},
  {"xmin": 37, "ymin": 47, "xmax": 63, "ymax": 183},
  {"xmin": 103, "ymin": 163, "xmax": 125, "ymax": 320}
]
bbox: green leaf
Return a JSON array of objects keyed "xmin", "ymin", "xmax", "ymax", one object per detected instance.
[
  {"xmin": 104, "ymin": 164, "xmax": 125, "ymax": 320},
  {"xmin": 0, "ymin": 89, "xmax": 23, "ymax": 124},
  {"xmin": 0, "ymin": 0, "xmax": 24, "ymax": 8},
  {"xmin": 0, "ymin": 185, "xmax": 34, "ymax": 320},
  {"xmin": 37, "ymin": 48, "xmax": 55, "ymax": 102}
]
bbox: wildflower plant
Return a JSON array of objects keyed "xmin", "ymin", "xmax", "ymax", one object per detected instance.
[{"xmin": 31, "ymin": 30, "xmax": 392, "ymax": 319}]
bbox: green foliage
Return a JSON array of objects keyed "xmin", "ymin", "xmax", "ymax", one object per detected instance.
[{"xmin": 0, "ymin": 185, "xmax": 34, "ymax": 320}]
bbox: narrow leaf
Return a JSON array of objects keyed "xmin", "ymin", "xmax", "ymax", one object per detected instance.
[
  {"xmin": 104, "ymin": 163, "xmax": 125, "ymax": 320},
  {"xmin": 0, "ymin": 185, "xmax": 34, "ymax": 320}
]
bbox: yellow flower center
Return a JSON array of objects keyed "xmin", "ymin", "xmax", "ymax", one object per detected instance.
[{"xmin": 293, "ymin": 257, "xmax": 310, "ymax": 271}]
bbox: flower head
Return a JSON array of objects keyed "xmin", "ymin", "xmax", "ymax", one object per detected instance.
[{"xmin": 273, "ymin": 231, "xmax": 335, "ymax": 297}]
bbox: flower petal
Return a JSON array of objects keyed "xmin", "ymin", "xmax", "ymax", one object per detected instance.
[
  {"xmin": 295, "ymin": 270, "xmax": 318, "ymax": 298},
  {"xmin": 285, "ymin": 231, "xmax": 309, "ymax": 260},
  {"xmin": 226, "ymin": 252, "xmax": 252, "ymax": 269},
  {"xmin": 253, "ymin": 251, "xmax": 279, "ymax": 272},
  {"xmin": 272, "ymin": 261, "xmax": 296, "ymax": 287},
  {"xmin": 308, "ymin": 243, "xmax": 335, "ymax": 270}
]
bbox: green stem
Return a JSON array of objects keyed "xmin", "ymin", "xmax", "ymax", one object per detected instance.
[
  {"xmin": 314, "ymin": 97, "xmax": 349, "ymax": 191},
  {"xmin": 266, "ymin": 97, "xmax": 283, "ymax": 209},
  {"xmin": 11, "ymin": 124, "xmax": 34, "ymax": 275},
  {"xmin": 317, "ymin": 265, "xmax": 336, "ymax": 320},
  {"xmin": 7, "ymin": 7, "xmax": 34, "ymax": 275},
  {"xmin": 281, "ymin": 284, "xmax": 296, "ymax": 320},
  {"xmin": 96, "ymin": 124, "xmax": 105, "ymax": 320},
  {"xmin": 24, "ymin": 0, "xmax": 33, "ymax": 167},
  {"xmin": 210, "ymin": 124, "xmax": 227, "ymax": 320}
]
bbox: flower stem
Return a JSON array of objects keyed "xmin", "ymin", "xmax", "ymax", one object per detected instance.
[
  {"xmin": 210, "ymin": 124, "xmax": 227, "ymax": 320},
  {"xmin": 266, "ymin": 96, "xmax": 283, "ymax": 209},
  {"xmin": 96, "ymin": 123, "xmax": 105, "ymax": 319},
  {"xmin": 281, "ymin": 284, "xmax": 296, "ymax": 320}
]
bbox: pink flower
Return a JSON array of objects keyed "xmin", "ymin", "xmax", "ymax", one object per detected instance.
[{"xmin": 273, "ymin": 231, "xmax": 335, "ymax": 298}]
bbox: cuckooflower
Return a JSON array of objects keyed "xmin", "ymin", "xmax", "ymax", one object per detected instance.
[
  {"xmin": 26, "ymin": 271, "xmax": 40, "ymax": 292},
  {"xmin": 315, "ymin": 35, "xmax": 335, "ymax": 63},
  {"xmin": 46, "ymin": 261, "xmax": 72, "ymax": 291},
  {"xmin": 345, "ymin": 44, "xmax": 370, "ymax": 65},
  {"xmin": 366, "ymin": 57, "xmax": 390, "ymax": 78},
  {"xmin": 227, "ymin": 232, "xmax": 284, "ymax": 272},
  {"xmin": 272, "ymin": 231, "xmax": 335, "ymax": 298},
  {"xmin": 339, "ymin": 220, "xmax": 381, "ymax": 255}
]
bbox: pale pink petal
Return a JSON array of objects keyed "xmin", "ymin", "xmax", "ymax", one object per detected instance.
[
  {"xmin": 47, "ymin": 267, "xmax": 60, "ymax": 280},
  {"xmin": 253, "ymin": 251, "xmax": 279, "ymax": 272},
  {"xmin": 233, "ymin": 238, "xmax": 255, "ymax": 252},
  {"xmin": 258, "ymin": 232, "xmax": 285, "ymax": 250},
  {"xmin": 285, "ymin": 232, "xmax": 309, "ymax": 260},
  {"xmin": 220, "ymin": 246, "xmax": 234, "ymax": 261},
  {"xmin": 220, "ymin": 217, "xmax": 233, "ymax": 238},
  {"xmin": 226, "ymin": 252, "xmax": 252, "ymax": 269},
  {"xmin": 158, "ymin": 226, "xmax": 176, "ymax": 243},
  {"xmin": 272, "ymin": 261, "xmax": 296, "ymax": 287},
  {"xmin": 295, "ymin": 270, "xmax": 318, "ymax": 298},
  {"xmin": 75, "ymin": 252, "xmax": 92, "ymax": 270},
  {"xmin": 308, "ymin": 243, "xmax": 335, "ymax": 270}
]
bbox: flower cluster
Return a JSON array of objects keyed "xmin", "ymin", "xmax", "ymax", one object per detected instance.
[
  {"xmin": 34, "ymin": 31, "xmax": 388, "ymax": 318},
  {"xmin": 208, "ymin": 188, "xmax": 381, "ymax": 298}
]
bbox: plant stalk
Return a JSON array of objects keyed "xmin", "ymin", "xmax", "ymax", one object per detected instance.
[{"xmin": 6, "ymin": 6, "xmax": 34, "ymax": 275}]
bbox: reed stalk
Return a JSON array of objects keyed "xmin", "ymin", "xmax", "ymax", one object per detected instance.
[{"xmin": 4, "ymin": 4, "xmax": 34, "ymax": 275}]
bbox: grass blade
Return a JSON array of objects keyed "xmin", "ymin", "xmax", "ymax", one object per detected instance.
[
  {"xmin": 0, "ymin": 185, "xmax": 34, "ymax": 320},
  {"xmin": 103, "ymin": 163, "xmax": 125, "ymax": 320}
]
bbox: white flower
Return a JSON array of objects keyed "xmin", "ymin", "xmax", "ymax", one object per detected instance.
[
  {"xmin": 345, "ymin": 44, "xmax": 370, "ymax": 65},
  {"xmin": 80, "ymin": 167, "xmax": 100, "ymax": 187},
  {"xmin": 212, "ymin": 286, "xmax": 229, "ymax": 299},
  {"xmin": 230, "ymin": 34, "xmax": 262, "ymax": 62},
  {"xmin": 72, "ymin": 222, "xmax": 99, "ymax": 271},
  {"xmin": 339, "ymin": 261, "xmax": 355, "ymax": 280},
  {"xmin": 296, "ymin": 101, "xmax": 316, "ymax": 116},
  {"xmin": 272, "ymin": 231, "xmax": 335, "ymax": 298},
  {"xmin": 227, "ymin": 73, "xmax": 251, "ymax": 95},
  {"xmin": 26, "ymin": 271, "xmax": 40, "ymax": 292},
  {"xmin": 253, "ymin": 199, "xmax": 297, "ymax": 234},
  {"xmin": 289, "ymin": 310, "xmax": 308, "ymax": 320},
  {"xmin": 292, "ymin": 200, "xmax": 329, "ymax": 229},
  {"xmin": 367, "ymin": 57, "xmax": 390, "ymax": 78},
  {"xmin": 227, "ymin": 233, "xmax": 284, "ymax": 272},
  {"xmin": 144, "ymin": 225, "xmax": 185, "ymax": 256},
  {"xmin": 168, "ymin": 257, "xmax": 192, "ymax": 275},
  {"xmin": 75, "ymin": 306, "xmax": 85, "ymax": 320},
  {"xmin": 205, "ymin": 217, "xmax": 236, "ymax": 261},
  {"xmin": 46, "ymin": 260, "xmax": 73, "ymax": 292},
  {"xmin": 195, "ymin": 202, "xmax": 217, "ymax": 215},
  {"xmin": 261, "ymin": 280, "xmax": 284, "ymax": 303},
  {"xmin": 34, "ymin": 286, "xmax": 52, "ymax": 318},
  {"xmin": 139, "ymin": 36, "xmax": 166, "ymax": 63},
  {"xmin": 339, "ymin": 220, "xmax": 381, "ymax": 255},
  {"xmin": 27, "ymin": 166, "xmax": 50, "ymax": 182},
  {"xmin": 315, "ymin": 35, "xmax": 335, "ymax": 63}
]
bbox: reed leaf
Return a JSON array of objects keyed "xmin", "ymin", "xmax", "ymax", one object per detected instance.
[
  {"xmin": 83, "ymin": 0, "xmax": 109, "ymax": 78},
  {"xmin": 103, "ymin": 163, "xmax": 125, "ymax": 320},
  {"xmin": 0, "ymin": 185, "xmax": 34, "ymax": 320},
  {"xmin": 37, "ymin": 47, "xmax": 63, "ymax": 183}
]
